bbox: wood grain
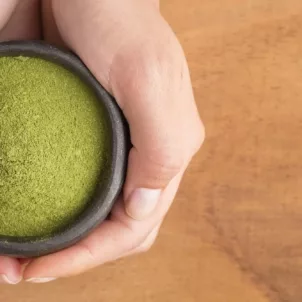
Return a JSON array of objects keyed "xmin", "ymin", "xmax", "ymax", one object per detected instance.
[{"xmin": 1, "ymin": 0, "xmax": 302, "ymax": 301}]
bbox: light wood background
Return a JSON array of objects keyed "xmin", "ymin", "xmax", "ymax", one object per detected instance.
[{"xmin": 1, "ymin": 0, "xmax": 302, "ymax": 301}]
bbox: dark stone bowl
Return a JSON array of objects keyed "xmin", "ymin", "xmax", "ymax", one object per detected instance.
[{"xmin": 0, "ymin": 40, "xmax": 129, "ymax": 257}]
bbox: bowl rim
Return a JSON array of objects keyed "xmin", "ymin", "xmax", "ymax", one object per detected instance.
[{"xmin": 0, "ymin": 40, "xmax": 128, "ymax": 257}]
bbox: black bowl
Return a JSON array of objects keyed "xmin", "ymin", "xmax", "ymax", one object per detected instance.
[{"xmin": 0, "ymin": 40, "xmax": 129, "ymax": 257}]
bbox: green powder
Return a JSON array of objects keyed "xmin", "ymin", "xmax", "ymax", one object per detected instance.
[{"xmin": 0, "ymin": 56, "xmax": 109, "ymax": 237}]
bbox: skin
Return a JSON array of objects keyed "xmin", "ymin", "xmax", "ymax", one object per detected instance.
[{"xmin": 0, "ymin": 0, "xmax": 204, "ymax": 284}]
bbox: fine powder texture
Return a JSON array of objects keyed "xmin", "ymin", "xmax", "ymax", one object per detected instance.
[{"xmin": 0, "ymin": 56, "xmax": 109, "ymax": 237}]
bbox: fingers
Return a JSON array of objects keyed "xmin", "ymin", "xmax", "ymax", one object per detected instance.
[
  {"xmin": 109, "ymin": 26, "xmax": 204, "ymax": 220},
  {"xmin": 0, "ymin": 257, "xmax": 22, "ymax": 285},
  {"xmin": 0, "ymin": 0, "xmax": 19, "ymax": 30},
  {"xmin": 0, "ymin": 0, "xmax": 41, "ymax": 41},
  {"xmin": 0, "ymin": 0, "xmax": 41, "ymax": 285},
  {"xmin": 41, "ymin": 0, "xmax": 65, "ymax": 47},
  {"xmin": 23, "ymin": 173, "xmax": 182, "ymax": 280}
]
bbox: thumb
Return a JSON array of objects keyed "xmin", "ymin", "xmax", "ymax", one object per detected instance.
[
  {"xmin": 109, "ymin": 41, "xmax": 204, "ymax": 221},
  {"xmin": 123, "ymin": 146, "xmax": 183, "ymax": 221}
]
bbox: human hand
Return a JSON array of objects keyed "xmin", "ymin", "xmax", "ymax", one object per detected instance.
[
  {"xmin": 0, "ymin": 0, "xmax": 41, "ymax": 284},
  {"xmin": 0, "ymin": 0, "xmax": 204, "ymax": 283}
]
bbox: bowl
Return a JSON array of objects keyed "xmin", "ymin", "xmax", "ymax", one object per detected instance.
[{"xmin": 0, "ymin": 40, "xmax": 129, "ymax": 257}]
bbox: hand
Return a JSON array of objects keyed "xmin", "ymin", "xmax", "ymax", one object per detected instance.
[
  {"xmin": 0, "ymin": 0, "xmax": 41, "ymax": 284},
  {"xmin": 0, "ymin": 0, "xmax": 204, "ymax": 283}
]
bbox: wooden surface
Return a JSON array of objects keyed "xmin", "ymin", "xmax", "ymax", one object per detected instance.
[{"xmin": 1, "ymin": 0, "xmax": 302, "ymax": 301}]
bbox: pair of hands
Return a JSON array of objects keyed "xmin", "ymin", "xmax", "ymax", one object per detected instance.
[{"xmin": 0, "ymin": 0, "xmax": 204, "ymax": 284}]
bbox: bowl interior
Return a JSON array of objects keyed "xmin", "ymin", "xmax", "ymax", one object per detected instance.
[{"xmin": 0, "ymin": 41, "xmax": 128, "ymax": 257}]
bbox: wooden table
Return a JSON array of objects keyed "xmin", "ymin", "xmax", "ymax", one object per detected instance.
[{"xmin": 1, "ymin": 0, "xmax": 302, "ymax": 301}]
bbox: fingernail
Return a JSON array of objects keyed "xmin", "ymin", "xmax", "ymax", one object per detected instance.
[
  {"xmin": 126, "ymin": 188, "xmax": 161, "ymax": 220},
  {"xmin": 26, "ymin": 277, "xmax": 56, "ymax": 283},
  {"xmin": 0, "ymin": 274, "xmax": 21, "ymax": 285}
]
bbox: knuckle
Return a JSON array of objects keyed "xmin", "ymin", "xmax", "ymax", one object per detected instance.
[
  {"xmin": 192, "ymin": 122, "xmax": 205, "ymax": 154},
  {"xmin": 136, "ymin": 241, "xmax": 154, "ymax": 254},
  {"xmin": 146, "ymin": 146, "xmax": 186, "ymax": 178},
  {"xmin": 136, "ymin": 235, "xmax": 157, "ymax": 254},
  {"xmin": 113, "ymin": 43, "xmax": 183, "ymax": 107},
  {"xmin": 133, "ymin": 36, "xmax": 184, "ymax": 88},
  {"xmin": 131, "ymin": 226, "xmax": 160, "ymax": 255}
]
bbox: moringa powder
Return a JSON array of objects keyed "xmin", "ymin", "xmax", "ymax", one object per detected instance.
[{"xmin": 0, "ymin": 56, "xmax": 109, "ymax": 237}]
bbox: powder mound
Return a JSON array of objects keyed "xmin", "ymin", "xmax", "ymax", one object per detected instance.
[{"xmin": 0, "ymin": 57, "xmax": 109, "ymax": 237}]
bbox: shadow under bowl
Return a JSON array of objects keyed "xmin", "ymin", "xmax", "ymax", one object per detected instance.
[{"xmin": 0, "ymin": 40, "xmax": 129, "ymax": 257}]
